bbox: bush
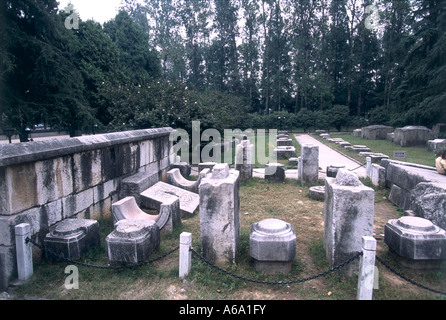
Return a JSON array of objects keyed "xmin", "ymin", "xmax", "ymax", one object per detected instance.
[
  {"xmin": 297, "ymin": 109, "xmax": 315, "ymax": 132},
  {"xmin": 330, "ymin": 105, "xmax": 350, "ymax": 131},
  {"xmin": 369, "ymin": 106, "xmax": 391, "ymax": 125}
]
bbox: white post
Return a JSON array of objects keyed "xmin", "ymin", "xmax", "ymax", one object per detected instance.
[
  {"xmin": 357, "ymin": 236, "xmax": 377, "ymax": 300},
  {"xmin": 366, "ymin": 157, "xmax": 372, "ymax": 178},
  {"xmin": 15, "ymin": 223, "xmax": 33, "ymax": 281},
  {"xmin": 179, "ymin": 232, "xmax": 192, "ymax": 279}
]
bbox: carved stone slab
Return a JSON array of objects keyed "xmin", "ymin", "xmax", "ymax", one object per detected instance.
[{"xmin": 140, "ymin": 182, "xmax": 199, "ymax": 218}]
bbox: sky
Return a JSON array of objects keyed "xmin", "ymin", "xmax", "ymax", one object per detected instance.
[{"xmin": 57, "ymin": 0, "xmax": 125, "ymax": 25}]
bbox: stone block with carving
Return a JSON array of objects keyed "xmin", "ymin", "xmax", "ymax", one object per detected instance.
[
  {"xmin": 250, "ymin": 219, "xmax": 296, "ymax": 274},
  {"xmin": 385, "ymin": 216, "xmax": 446, "ymax": 269},
  {"xmin": 44, "ymin": 219, "xmax": 100, "ymax": 261},
  {"xmin": 199, "ymin": 163, "xmax": 240, "ymax": 266},
  {"xmin": 393, "ymin": 126, "xmax": 436, "ymax": 147},
  {"xmin": 324, "ymin": 169, "xmax": 375, "ymax": 277},
  {"xmin": 265, "ymin": 163, "xmax": 286, "ymax": 183},
  {"xmin": 106, "ymin": 219, "xmax": 160, "ymax": 266}
]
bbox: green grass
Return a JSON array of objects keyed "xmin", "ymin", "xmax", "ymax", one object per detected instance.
[
  {"xmin": 8, "ymin": 177, "xmax": 446, "ymax": 300},
  {"xmin": 314, "ymin": 133, "xmax": 436, "ymax": 167}
]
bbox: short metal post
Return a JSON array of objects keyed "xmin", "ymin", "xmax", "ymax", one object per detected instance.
[
  {"xmin": 179, "ymin": 232, "xmax": 192, "ymax": 279},
  {"xmin": 15, "ymin": 223, "xmax": 33, "ymax": 281},
  {"xmin": 357, "ymin": 236, "xmax": 377, "ymax": 300}
]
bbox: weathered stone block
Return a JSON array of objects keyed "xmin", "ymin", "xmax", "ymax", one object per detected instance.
[
  {"xmin": 235, "ymin": 140, "xmax": 254, "ymax": 182},
  {"xmin": 199, "ymin": 164, "xmax": 240, "ymax": 266},
  {"xmin": 370, "ymin": 164, "xmax": 386, "ymax": 189},
  {"xmin": 387, "ymin": 132, "xmax": 394, "ymax": 143},
  {"xmin": 198, "ymin": 162, "xmax": 217, "ymax": 173},
  {"xmin": 112, "ymin": 196, "xmax": 157, "ymax": 224},
  {"xmin": 44, "ymin": 219, "xmax": 100, "ymax": 261},
  {"xmin": 388, "ymin": 184, "xmax": 411, "ymax": 210},
  {"xmin": 140, "ymin": 182, "xmax": 199, "ymax": 218},
  {"xmin": 338, "ymin": 141, "xmax": 351, "ymax": 148},
  {"xmin": 0, "ymin": 251, "xmax": 8, "ymax": 292},
  {"xmin": 274, "ymin": 146, "xmax": 297, "ymax": 159},
  {"xmin": 393, "ymin": 126, "xmax": 436, "ymax": 147},
  {"xmin": 265, "ymin": 163, "xmax": 286, "ymax": 183},
  {"xmin": 326, "ymin": 165, "xmax": 345, "ymax": 178},
  {"xmin": 409, "ymin": 182, "xmax": 446, "ymax": 230},
  {"xmin": 157, "ymin": 196, "xmax": 181, "ymax": 234},
  {"xmin": 276, "ymin": 138, "xmax": 293, "ymax": 147},
  {"xmin": 288, "ymin": 157, "xmax": 299, "ymax": 166},
  {"xmin": 349, "ymin": 145, "xmax": 371, "ymax": 153},
  {"xmin": 299, "ymin": 144, "xmax": 319, "ymax": 186},
  {"xmin": 433, "ymin": 123, "xmax": 446, "ymax": 135},
  {"xmin": 106, "ymin": 219, "xmax": 160, "ymax": 266},
  {"xmin": 320, "ymin": 133, "xmax": 330, "ymax": 139},
  {"xmin": 35, "ymin": 156, "xmax": 73, "ymax": 205},
  {"xmin": 170, "ymin": 162, "xmax": 191, "ymax": 179},
  {"xmin": 250, "ymin": 219, "xmax": 296, "ymax": 274},
  {"xmin": 361, "ymin": 125, "xmax": 394, "ymax": 140},
  {"xmin": 62, "ymin": 188, "xmax": 94, "ymax": 219},
  {"xmin": 1, "ymin": 163, "xmax": 38, "ymax": 216},
  {"xmin": 309, "ymin": 186, "xmax": 325, "ymax": 201},
  {"xmin": 427, "ymin": 139, "xmax": 446, "ymax": 154},
  {"xmin": 72, "ymin": 150, "xmax": 103, "ymax": 193},
  {"xmin": 324, "ymin": 169, "xmax": 375, "ymax": 277},
  {"xmin": 167, "ymin": 168, "xmax": 201, "ymax": 193},
  {"xmin": 120, "ymin": 172, "xmax": 158, "ymax": 206},
  {"xmin": 385, "ymin": 216, "xmax": 446, "ymax": 269}
]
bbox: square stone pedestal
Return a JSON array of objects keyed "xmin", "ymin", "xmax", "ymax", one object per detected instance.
[
  {"xmin": 44, "ymin": 219, "xmax": 100, "ymax": 261},
  {"xmin": 250, "ymin": 219, "xmax": 296, "ymax": 275},
  {"xmin": 106, "ymin": 219, "xmax": 160, "ymax": 266}
]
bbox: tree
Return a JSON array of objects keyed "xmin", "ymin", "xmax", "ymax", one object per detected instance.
[
  {"xmin": 178, "ymin": 0, "xmax": 210, "ymax": 90},
  {"xmin": 74, "ymin": 20, "xmax": 123, "ymax": 126},
  {"xmin": 392, "ymin": 0, "xmax": 446, "ymax": 126},
  {"xmin": 1, "ymin": 0, "xmax": 94, "ymax": 138},
  {"xmin": 351, "ymin": 0, "xmax": 380, "ymax": 117},
  {"xmin": 330, "ymin": 105, "xmax": 350, "ymax": 131},
  {"xmin": 261, "ymin": 0, "xmax": 292, "ymax": 113},
  {"xmin": 239, "ymin": 0, "xmax": 262, "ymax": 111},
  {"xmin": 290, "ymin": 0, "xmax": 332, "ymax": 111},
  {"xmin": 326, "ymin": 0, "xmax": 350, "ymax": 107},
  {"xmin": 103, "ymin": 10, "xmax": 160, "ymax": 84},
  {"xmin": 378, "ymin": 0, "xmax": 412, "ymax": 111},
  {"xmin": 211, "ymin": 0, "xmax": 241, "ymax": 94}
]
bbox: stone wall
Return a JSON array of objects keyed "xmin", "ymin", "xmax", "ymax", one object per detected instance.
[{"xmin": 0, "ymin": 127, "xmax": 173, "ymax": 282}]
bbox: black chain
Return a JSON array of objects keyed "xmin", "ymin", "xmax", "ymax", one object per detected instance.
[
  {"xmin": 348, "ymin": 163, "xmax": 366, "ymax": 172},
  {"xmin": 25, "ymin": 237, "xmax": 446, "ymax": 296},
  {"xmin": 190, "ymin": 248, "xmax": 362, "ymax": 286},
  {"xmin": 375, "ymin": 256, "xmax": 446, "ymax": 296},
  {"xmin": 25, "ymin": 237, "xmax": 179, "ymax": 270}
]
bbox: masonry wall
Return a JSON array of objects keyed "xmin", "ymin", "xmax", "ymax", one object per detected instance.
[{"xmin": 0, "ymin": 127, "xmax": 173, "ymax": 282}]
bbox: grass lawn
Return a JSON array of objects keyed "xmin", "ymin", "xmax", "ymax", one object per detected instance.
[
  {"xmin": 9, "ymin": 177, "xmax": 446, "ymax": 301},
  {"xmin": 314, "ymin": 133, "xmax": 437, "ymax": 168}
]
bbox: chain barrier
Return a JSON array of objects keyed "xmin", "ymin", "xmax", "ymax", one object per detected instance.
[
  {"xmin": 25, "ymin": 237, "xmax": 446, "ymax": 296},
  {"xmin": 25, "ymin": 237, "xmax": 179, "ymax": 270},
  {"xmin": 348, "ymin": 163, "xmax": 366, "ymax": 172},
  {"xmin": 190, "ymin": 248, "xmax": 362, "ymax": 286},
  {"xmin": 375, "ymin": 256, "xmax": 446, "ymax": 296}
]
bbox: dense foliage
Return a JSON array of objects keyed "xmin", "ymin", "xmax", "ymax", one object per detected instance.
[{"xmin": 0, "ymin": 0, "xmax": 444, "ymax": 139}]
